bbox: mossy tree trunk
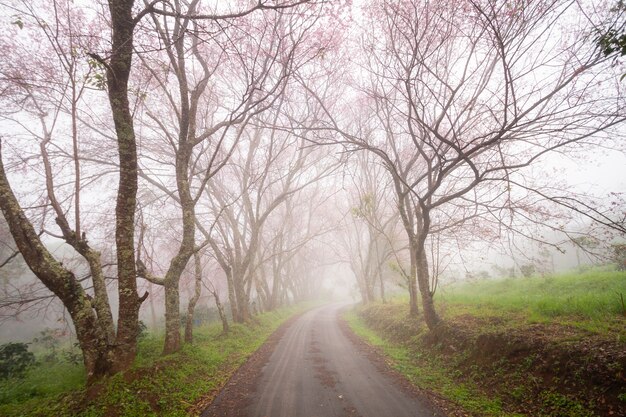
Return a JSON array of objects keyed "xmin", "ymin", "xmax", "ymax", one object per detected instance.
[
  {"xmin": 184, "ymin": 253, "xmax": 203, "ymax": 344},
  {"xmin": 106, "ymin": 0, "xmax": 146, "ymax": 373},
  {"xmin": 0, "ymin": 0, "xmax": 146, "ymax": 384},
  {"xmin": 0, "ymin": 148, "xmax": 113, "ymax": 384}
]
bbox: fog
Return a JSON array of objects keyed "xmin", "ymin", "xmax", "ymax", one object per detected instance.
[{"xmin": 0, "ymin": 0, "xmax": 624, "ymax": 357}]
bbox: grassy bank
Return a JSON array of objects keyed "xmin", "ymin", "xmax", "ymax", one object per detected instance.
[
  {"xmin": 345, "ymin": 269, "xmax": 626, "ymax": 417},
  {"xmin": 0, "ymin": 304, "xmax": 311, "ymax": 417},
  {"xmin": 345, "ymin": 309, "xmax": 509, "ymax": 416},
  {"xmin": 438, "ymin": 268, "xmax": 626, "ymax": 336}
]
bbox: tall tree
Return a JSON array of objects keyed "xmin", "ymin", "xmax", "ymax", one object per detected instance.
[{"xmin": 307, "ymin": 0, "xmax": 626, "ymax": 328}]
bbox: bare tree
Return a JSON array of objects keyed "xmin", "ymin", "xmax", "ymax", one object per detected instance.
[{"xmin": 306, "ymin": 0, "xmax": 626, "ymax": 328}]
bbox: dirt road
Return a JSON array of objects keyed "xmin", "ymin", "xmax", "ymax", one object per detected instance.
[{"xmin": 201, "ymin": 303, "xmax": 442, "ymax": 417}]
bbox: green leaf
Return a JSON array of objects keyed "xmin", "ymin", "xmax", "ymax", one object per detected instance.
[{"xmin": 11, "ymin": 17, "xmax": 24, "ymax": 30}]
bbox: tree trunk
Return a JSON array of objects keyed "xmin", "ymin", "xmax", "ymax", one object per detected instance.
[
  {"xmin": 163, "ymin": 283, "xmax": 181, "ymax": 354},
  {"xmin": 408, "ymin": 248, "xmax": 419, "ymax": 317},
  {"xmin": 107, "ymin": 0, "xmax": 144, "ymax": 373},
  {"xmin": 226, "ymin": 268, "xmax": 240, "ymax": 323},
  {"xmin": 234, "ymin": 273, "xmax": 250, "ymax": 322},
  {"xmin": 416, "ymin": 244, "xmax": 439, "ymax": 329},
  {"xmin": 212, "ymin": 290, "xmax": 229, "ymax": 334},
  {"xmin": 184, "ymin": 253, "xmax": 203, "ymax": 344},
  {"xmin": 379, "ymin": 265, "xmax": 386, "ymax": 304},
  {"xmin": 355, "ymin": 272, "xmax": 370, "ymax": 304}
]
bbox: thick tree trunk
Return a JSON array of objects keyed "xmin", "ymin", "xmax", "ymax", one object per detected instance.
[
  {"xmin": 107, "ymin": 0, "xmax": 144, "ymax": 373},
  {"xmin": 234, "ymin": 273, "xmax": 250, "ymax": 322}
]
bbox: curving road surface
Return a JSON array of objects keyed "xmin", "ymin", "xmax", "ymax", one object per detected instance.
[{"xmin": 203, "ymin": 303, "xmax": 441, "ymax": 417}]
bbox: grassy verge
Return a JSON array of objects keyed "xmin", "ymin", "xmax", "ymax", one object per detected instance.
[
  {"xmin": 344, "ymin": 269, "xmax": 626, "ymax": 417},
  {"xmin": 0, "ymin": 303, "xmax": 312, "ymax": 417}
]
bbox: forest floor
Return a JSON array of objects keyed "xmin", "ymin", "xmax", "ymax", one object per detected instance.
[
  {"xmin": 345, "ymin": 268, "xmax": 626, "ymax": 417},
  {"xmin": 0, "ymin": 303, "xmax": 314, "ymax": 417}
]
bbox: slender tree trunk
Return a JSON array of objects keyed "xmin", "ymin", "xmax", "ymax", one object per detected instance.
[
  {"xmin": 408, "ymin": 246, "xmax": 419, "ymax": 316},
  {"xmin": 415, "ymin": 242, "xmax": 439, "ymax": 329},
  {"xmin": 212, "ymin": 290, "xmax": 229, "ymax": 333},
  {"xmin": 161, "ymin": 145, "xmax": 196, "ymax": 353},
  {"xmin": 184, "ymin": 253, "xmax": 202, "ymax": 344},
  {"xmin": 84, "ymin": 251, "xmax": 115, "ymax": 341}
]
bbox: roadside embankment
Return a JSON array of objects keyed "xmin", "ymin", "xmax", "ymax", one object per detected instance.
[{"xmin": 345, "ymin": 271, "xmax": 626, "ymax": 417}]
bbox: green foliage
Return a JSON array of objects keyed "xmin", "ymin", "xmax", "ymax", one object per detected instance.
[
  {"xmin": 32, "ymin": 328, "xmax": 64, "ymax": 363},
  {"xmin": 539, "ymin": 391, "xmax": 594, "ymax": 417},
  {"xmin": 351, "ymin": 192, "xmax": 375, "ymax": 219},
  {"xmin": 596, "ymin": 1, "xmax": 626, "ymax": 80},
  {"xmin": 0, "ymin": 361, "xmax": 84, "ymax": 405},
  {"xmin": 85, "ymin": 59, "xmax": 107, "ymax": 90},
  {"xmin": 11, "ymin": 15, "xmax": 24, "ymax": 30},
  {"xmin": 598, "ymin": 28, "xmax": 626, "ymax": 57},
  {"xmin": 62, "ymin": 343, "xmax": 82, "ymax": 366},
  {"xmin": 0, "ymin": 342, "xmax": 35, "ymax": 379}
]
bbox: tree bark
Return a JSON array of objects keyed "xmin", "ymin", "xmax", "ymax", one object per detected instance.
[
  {"xmin": 234, "ymin": 270, "xmax": 250, "ymax": 322},
  {"xmin": 415, "ymin": 242, "xmax": 439, "ymax": 329},
  {"xmin": 106, "ymin": 0, "xmax": 146, "ymax": 373},
  {"xmin": 225, "ymin": 267, "xmax": 240, "ymax": 323},
  {"xmin": 212, "ymin": 289, "xmax": 229, "ymax": 334},
  {"xmin": 408, "ymin": 245, "xmax": 419, "ymax": 317},
  {"xmin": 184, "ymin": 253, "xmax": 203, "ymax": 344}
]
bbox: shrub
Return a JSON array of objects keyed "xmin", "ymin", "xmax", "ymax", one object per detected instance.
[{"xmin": 0, "ymin": 342, "xmax": 35, "ymax": 379}]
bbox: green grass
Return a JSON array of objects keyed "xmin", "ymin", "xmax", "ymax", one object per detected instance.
[
  {"xmin": 0, "ymin": 303, "xmax": 312, "ymax": 417},
  {"xmin": 0, "ymin": 361, "xmax": 85, "ymax": 405},
  {"xmin": 344, "ymin": 309, "xmax": 519, "ymax": 417},
  {"xmin": 438, "ymin": 269, "xmax": 626, "ymax": 335}
]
